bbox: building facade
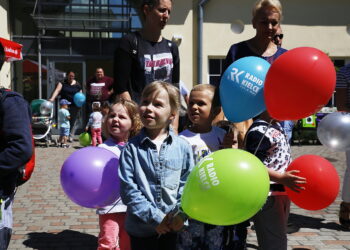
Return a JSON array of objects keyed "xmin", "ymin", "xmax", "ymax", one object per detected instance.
[{"xmin": 1, "ymin": 0, "xmax": 350, "ymax": 100}]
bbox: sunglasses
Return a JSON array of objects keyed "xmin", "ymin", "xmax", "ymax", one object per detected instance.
[{"xmin": 274, "ymin": 34, "xmax": 284, "ymax": 39}]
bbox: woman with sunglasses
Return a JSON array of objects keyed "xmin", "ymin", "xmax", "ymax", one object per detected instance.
[{"xmin": 273, "ymin": 26, "xmax": 284, "ymax": 46}]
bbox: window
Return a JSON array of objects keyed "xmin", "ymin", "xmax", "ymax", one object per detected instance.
[{"xmin": 208, "ymin": 58, "xmax": 225, "ymax": 86}]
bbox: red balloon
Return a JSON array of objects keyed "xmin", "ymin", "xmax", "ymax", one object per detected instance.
[
  {"xmin": 264, "ymin": 47, "xmax": 336, "ymax": 120},
  {"xmin": 286, "ymin": 155, "xmax": 339, "ymax": 210}
]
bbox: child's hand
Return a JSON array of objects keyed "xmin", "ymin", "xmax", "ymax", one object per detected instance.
[
  {"xmin": 168, "ymin": 214, "xmax": 185, "ymax": 232},
  {"xmin": 279, "ymin": 170, "xmax": 306, "ymax": 192},
  {"xmin": 221, "ymin": 130, "xmax": 238, "ymax": 149},
  {"xmin": 155, "ymin": 214, "xmax": 171, "ymax": 235}
]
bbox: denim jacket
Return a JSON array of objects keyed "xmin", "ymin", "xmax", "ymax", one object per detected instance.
[{"xmin": 118, "ymin": 128, "xmax": 194, "ymax": 237}]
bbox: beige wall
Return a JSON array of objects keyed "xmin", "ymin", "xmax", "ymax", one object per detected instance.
[
  {"xmin": 0, "ymin": 0, "xmax": 11, "ymax": 89},
  {"xmin": 167, "ymin": 0, "xmax": 350, "ymax": 87},
  {"xmin": 163, "ymin": 0, "xmax": 194, "ymax": 90}
]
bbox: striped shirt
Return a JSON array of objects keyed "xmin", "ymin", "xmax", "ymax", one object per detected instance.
[{"xmin": 336, "ymin": 64, "xmax": 350, "ymax": 107}]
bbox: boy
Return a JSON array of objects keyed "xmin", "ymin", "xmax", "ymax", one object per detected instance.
[
  {"xmin": 245, "ymin": 111, "xmax": 306, "ymax": 250},
  {"xmin": 178, "ymin": 84, "xmax": 237, "ymax": 250},
  {"xmin": 58, "ymin": 99, "xmax": 71, "ymax": 148}
]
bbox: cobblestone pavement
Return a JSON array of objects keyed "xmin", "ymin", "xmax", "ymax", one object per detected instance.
[{"xmin": 7, "ymin": 142, "xmax": 350, "ymax": 250}]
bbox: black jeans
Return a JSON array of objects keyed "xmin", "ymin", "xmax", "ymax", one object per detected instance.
[{"xmin": 130, "ymin": 233, "xmax": 177, "ymax": 250}]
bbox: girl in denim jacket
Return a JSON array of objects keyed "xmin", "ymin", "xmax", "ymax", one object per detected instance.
[{"xmin": 118, "ymin": 81, "xmax": 194, "ymax": 250}]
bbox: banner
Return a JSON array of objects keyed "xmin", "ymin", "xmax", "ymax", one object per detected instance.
[{"xmin": 0, "ymin": 37, "xmax": 23, "ymax": 62}]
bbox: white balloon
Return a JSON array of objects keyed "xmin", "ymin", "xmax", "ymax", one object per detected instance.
[
  {"xmin": 40, "ymin": 101, "xmax": 53, "ymax": 115},
  {"xmin": 317, "ymin": 112, "xmax": 350, "ymax": 151}
]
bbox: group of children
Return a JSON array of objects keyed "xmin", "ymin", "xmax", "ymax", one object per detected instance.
[{"xmin": 58, "ymin": 80, "xmax": 304, "ymax": 250}]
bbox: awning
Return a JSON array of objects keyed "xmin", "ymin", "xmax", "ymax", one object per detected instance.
[{"xmin": 0, "ymin": 37, "xmax": 23, "ymax": 62}]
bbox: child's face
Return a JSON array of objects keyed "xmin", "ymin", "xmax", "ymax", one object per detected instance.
[
  {"xmin": 139, "ymin": 89, "xmax": 174, "ymax": 130},
  {"xmin": 61, "ymin": 104, "xmax": 68, "ymax": 109},
  {"xmin": 188, "ymin": 90, "xmax": 214, "ymax": 128},
  {"xmin": 106, "ymin": 103, "xmax": 132, "ymax": 140},
  {"xmin": 101, "ymin": 107, "xmax": 109, "ymax": 116}
]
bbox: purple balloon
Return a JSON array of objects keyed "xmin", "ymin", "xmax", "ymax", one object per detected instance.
[{"xmin": 60, "ymin": 147, "xmax": 120, "ymax": 208}]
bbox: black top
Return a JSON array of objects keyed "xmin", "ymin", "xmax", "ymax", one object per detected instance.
[
  {"xmin": 114, "ymin": 32, "xmax": 180, "ymax": 103},
  {"xmin": 60, "ymin": 80, "xmax": 82, "ymax": 106}
]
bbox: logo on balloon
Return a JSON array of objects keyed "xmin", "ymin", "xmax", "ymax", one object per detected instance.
[
  {"xmin": 228, "ymin": 68, "xmax": 264, "ymax": 96},
  {"xmin": 197, "ymin": 156, "xmax": 220, "ymax": 190}
]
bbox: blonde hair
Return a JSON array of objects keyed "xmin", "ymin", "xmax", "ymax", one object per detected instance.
[
  {"xmin": 190, "ymin": 84, "xmax": 221, "ymax": 109},
  {"xmin": 104, "ymin": 99, "xmax": 143, "ymax": 139},
  {"xmin": 141, "ymin": 81, "xmax": 180, "ymax": 114},
  {"xmin": 252, "ymin": 0, "xmax": 282, "ymax": 20}
]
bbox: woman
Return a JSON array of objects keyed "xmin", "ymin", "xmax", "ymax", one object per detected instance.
[
  {"xmin": 222, "ymin": 0, "xmax": 287, "ymax": 144},
  {"xmin": 113, "ymin": 0, "xmax": 180, "ymax": 104},
  {"xmin": 222, "ymin": 1, "xmax": 287, "ymax": 249},
  {"xmin": 49, "ymin": 70, "xmax": 82, "ymax": 142}
]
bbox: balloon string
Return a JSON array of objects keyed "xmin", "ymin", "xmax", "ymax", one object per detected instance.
[{"xmin": 253, "ymin": 119, "xmax": 274, "ymax": 156}]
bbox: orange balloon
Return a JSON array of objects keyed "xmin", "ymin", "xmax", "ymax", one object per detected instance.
[
  {"xmin": 286, "ymin": 155, "xmax": 339, "ymax": 210},
  {"xmin": 264, "ymin": 47, "xmax": 336, "ymax": 120}
]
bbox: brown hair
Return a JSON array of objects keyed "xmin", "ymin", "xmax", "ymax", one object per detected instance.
[
  {"xmin": 141, "ymin": 81, "xmax": 180, "ymax": 114},
  {"xmin": 140, "ymin": 0, "xmax": 173, "ymax": 20},
  {"xmin": 190, "ymin": 84, "xmax": 221, "ymax": 109},
  {"xmin": 103, "ymin": 99, "xmax": 143, "ymax": 139}
]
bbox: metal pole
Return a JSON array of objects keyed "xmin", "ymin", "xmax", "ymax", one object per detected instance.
[
  {"xmin": 38, "ymin": 31, "xmax": 42, "ymax": 99},
  {"xmin": 198, "ymin": 0, "xmax": 209, "ymax": 84}
]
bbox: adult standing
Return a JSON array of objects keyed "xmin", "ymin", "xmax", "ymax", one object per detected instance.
[
  {"xmin": 49, "ymin": 70, "xmax": 82, "ymax": 142},
  {"xmin": 221, "ymin": 1, "xmax": 288, "ymax": 249},
  {"xmin": 222, "ymin": 0, "xmax": 287, "ymax": 146},
  {"xmin": 113, "ymin": 0, "xmax": 180, "ymax": 104},
  {"xmin": 336, "ymin": 63, "xmax": 350, "ymax": 229},
  {"xmin": 0, "ymin": 43, "xmax": 33, "ymax": 250},
  {"xmin": 86, "ymin": 67, "xmax": 114, "ymax": 115}
]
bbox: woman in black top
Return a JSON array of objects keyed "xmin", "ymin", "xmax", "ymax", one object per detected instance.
[
  {"xmin": 113, "ymin": 0, "xmax": 179, "ymax": 103},
  {"xmin": 49, "ymin": 70, "xmax": 82, "ymax": 141}
]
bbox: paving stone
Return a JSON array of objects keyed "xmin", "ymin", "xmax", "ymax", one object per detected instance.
[{"xmin": 6, "ymin": 144, "xmax": 350, "ymax": 249}]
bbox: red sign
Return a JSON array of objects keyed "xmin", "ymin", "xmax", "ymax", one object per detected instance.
[{"xmin": 0, "ymin": 37, "xmax": 23, "ymax": 62}]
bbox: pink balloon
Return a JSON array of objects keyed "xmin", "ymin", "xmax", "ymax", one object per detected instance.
[{"xmin": 60, "ymin": 147, "xmax": 120, "ymax": 208}]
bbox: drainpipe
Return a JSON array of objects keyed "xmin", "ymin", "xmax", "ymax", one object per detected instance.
[{"xmin": 198, "ymin": 0, "xmax": 209, "ymax": 84}]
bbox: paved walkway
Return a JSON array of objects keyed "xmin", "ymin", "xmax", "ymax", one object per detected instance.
[{"xmin": 8, "ymin": 143, "xmax": 350, "ymax": 250}]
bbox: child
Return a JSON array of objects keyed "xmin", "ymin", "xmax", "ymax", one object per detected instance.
[
  {"xmin": 245, "ymin": 111, "xmax": 306, "ymax": 250},
  {"xmin": 177, "ymin": 84, "xmax": 237, "ymax": 250},
  {"xmin": 101, "ymin": 101, "xmax": 111, "ymax": 140},
  {"xmin": 58, "ymin": 99, "xmax": 71, "ymax": 148},
  {"xmin": 97, "ymin": 99, "xmax": 142, "ymax": 250},
  {"xmin": 85, "ymin": 101, "xmax": 103, "ymax": 146},
  {"xmin": 118, "ymin": 81, "xmax": 194, "ymax": 250}
]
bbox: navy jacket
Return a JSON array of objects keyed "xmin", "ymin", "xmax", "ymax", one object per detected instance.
[{"xmin": 0, "ymin": 89, "xmax": 32, "ymax": 197}]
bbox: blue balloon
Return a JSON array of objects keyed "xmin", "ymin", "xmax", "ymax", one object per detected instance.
[
  {"xmin": 220, "ymin": 56, "xmax": 270, "ymax": 122},
  {"xmin": 73, "ymin": 92, "xmax": 86, "ymax": 107}
]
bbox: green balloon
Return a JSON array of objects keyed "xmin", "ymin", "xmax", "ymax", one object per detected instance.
[
  {"xmin": 181, "ymin": 148, "xmax": 269, "ymax": 225},
  {"xmin": 79, "ymin": 132, "xmax": 92, "ymax": 147}
]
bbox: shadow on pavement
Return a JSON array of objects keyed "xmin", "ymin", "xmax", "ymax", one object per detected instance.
[
  {"xmin": 289, "ymin": 213, "xmax": 347, "ymax": 231},
  {"xmin": 23, "ymin": 230, "xmax": 97, "ymax": 250}
]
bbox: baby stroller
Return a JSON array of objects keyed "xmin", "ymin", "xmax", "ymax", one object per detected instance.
[{"xmin": 30, "ymin": 99, "xmax": 57, "ymax": 147}]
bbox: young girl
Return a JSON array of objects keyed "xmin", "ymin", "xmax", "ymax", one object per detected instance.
[
  {"xmin": 85, "ymin": 101, "xmax": 103, "ymax": 146},
  {"xmin": 118, "ymin": 81, "xmax": 194, "ymax": 250},
  {"xmin": 96, "ymin": 99, "xmax": 142, "ymax": 250}
]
